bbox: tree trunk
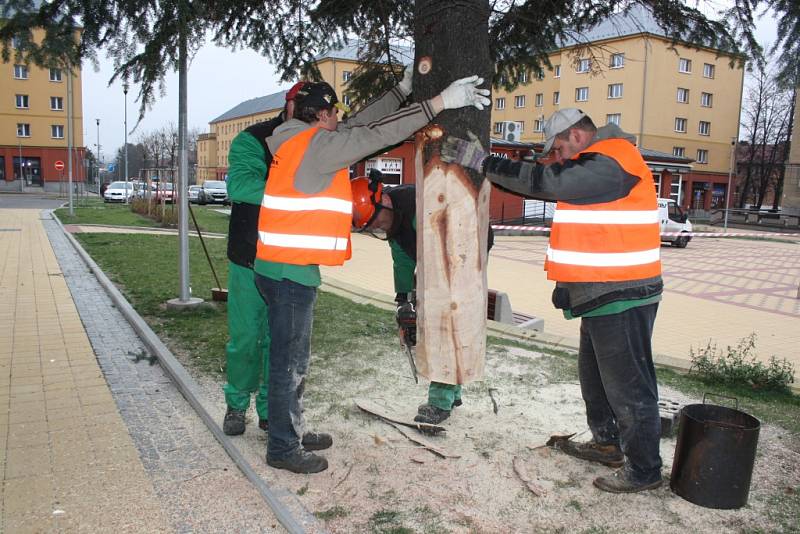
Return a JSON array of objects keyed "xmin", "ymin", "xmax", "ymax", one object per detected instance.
[
  {"xmin": 412, "ymin": 0, "xmax": 492, "ymax": 384},
  {"xmin": 773, "ymin": 88, "xmax": 796, "ymax": 210}
]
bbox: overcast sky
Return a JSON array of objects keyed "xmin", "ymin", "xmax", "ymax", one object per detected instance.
[{"xmin": 82, "ymin": 6, "xmax": 781, "ymax": 164}]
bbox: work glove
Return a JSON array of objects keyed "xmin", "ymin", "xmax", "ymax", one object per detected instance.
[
  {"xmin": 398, "ymin": 64, "xmax": 414, "ymax": 96},
  {"xmin": 441, "ymin": 130, "xmax": 488, "ymax": 171},
  {"xmin": 440, "ymin": 75, "xmax": 491, "ymax": 110},
  {"xmin": 396, "ymin": 300, "xmax": 417, "ymax": 347}
]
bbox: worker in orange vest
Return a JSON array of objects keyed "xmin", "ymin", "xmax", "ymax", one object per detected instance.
[
  {"xmin": 255, "ymin": 73, "xmax": 490, "ymax": 474},
  {"xmin": 441, "ymin": 108, "xmax": 664, "ymax": 493}
]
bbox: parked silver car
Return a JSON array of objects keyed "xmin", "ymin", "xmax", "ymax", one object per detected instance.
[
  {"xmin": 201, "ymin": 180, "xmax": 229, "ymax": 204},
  {"xmin": 103, "ymin": 181, "xmax": 134, "ymax": 203},
  {"xmin": 188, "ymin": 185, "xmax": 208, "ymax": 204}
]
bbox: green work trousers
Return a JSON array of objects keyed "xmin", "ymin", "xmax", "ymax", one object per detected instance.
[
  {"xmin": 223, "ymin": 262, "xmax": 270, "ymax": 419},
  {"xmin": 428, "ymin": 382, "xmax": 462, "ymax": 411}
]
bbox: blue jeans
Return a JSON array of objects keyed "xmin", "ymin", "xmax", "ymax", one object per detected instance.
[
  {"xmin": 578, "ymin": 303, "xmax": 662, "ymax": 483},
  {"xmin": 255, "ymin": 274, "xmax": 317, "ymax": 460}
]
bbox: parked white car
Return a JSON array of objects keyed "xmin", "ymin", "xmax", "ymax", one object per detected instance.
[
  {"xmin": 658, "ymin": 199, "xmax": 693, "ymax": 248},
  {"xmin": 189, "ymin": 185, "xmax": 207, "ymax": 204},
  {"xmin": 103, "ymin": 181, "xmax": 134, "ymax": 203}
]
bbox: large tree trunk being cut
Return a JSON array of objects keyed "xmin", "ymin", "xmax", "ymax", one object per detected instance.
[{"xmin": 412, "ymin": 0, "xmax": 492, "ymax": 384}]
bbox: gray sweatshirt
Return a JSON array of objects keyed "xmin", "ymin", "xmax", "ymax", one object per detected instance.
[
  {"xmin": 266, "ymin": 85, "xmax": 435, "ymax": 195},
  {"xmin": 483, "ymin": 124, "xmax": 663, "ymax": 314}
]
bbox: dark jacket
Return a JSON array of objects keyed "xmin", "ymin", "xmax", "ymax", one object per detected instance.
[{"xmin": 483, "ymin": 124, "xmax": 662, "ymax": 314}]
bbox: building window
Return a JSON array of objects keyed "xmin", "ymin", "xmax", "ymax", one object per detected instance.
[
  {"xmin": 514, "ymin": 95, "xmax": 526, "ymax": 108},
  {"xmin": 607, "ymin": 83, "xmax": 623, "ymax": 99},
  {"xmin": 701, "ymin": 92, "xmax": 713, "ymax": 107},
  {"xmin": 535, "ymin": 93, "xmax": 543, "ymax": 107},
  {"xmin": 342, "ymin": 94, "xmax": 351, "ymax": 106},
  {"xmin": 342, "ymin": 70, "xmax": 351, "ymax": 82},
  {"xmin": 553, "ymin": 91, "xmax": 560, "ymax": 105},
  {"xmin": 495, "ymin": 97, "xmax": 505, "ymax": 110},
  {"xmin": 15, "ymin": 94, "xmax": 29, "ymax": 108},
  {"xmin": 697, "ymin": 149, "xmax": 708, "ymax": 163},
  {"xmin": 518, "ymin": 70, "xmax": 529, "ymax": 83},
  {"xmin": 610, "ymin": 53, "xmax": 625, "ymax": 68},
  {"xmin": 675, "ymin": 117, "xmax": 687, "ymax": 133},
  {"xmin": 554, "ymin": 65, "xmax": 561, "ymax": 78},
  {"xmin": 575, "ymin": 87, "xmax": 589, "ymax": 102},
  {"xmin": 49, "ymin": 68, "xmax": 62, "ymax": 82},
  {"xmin": 533, "ymin": 119, "xmax": 544, "ymax": 133},
  {"xmin": 677, "ymin": 87, "xmax": 689, "ymax": 103},
  {"xmin": 703, "ymin": 63, "xmax": 715, "ymax": 78},
  {"xmin": 14, "ymin": 64, "xmax": 28, "ymax": 79},
  {"xmin": 535, "ymin": 71, "xmax": 544, "ymax": 81},
  {"xmin": 699, "ymin": 121, "xmax": 711, "ymax": 136},
  {"xmin": 653, "ymin": 173, "xmax": 662, "ymax": 196},
  {"xmin": 17, "ymin": 123, "xmax": 31, "ymax": 137},
  {"xmin": 51, "ymin": 96, "xmax": 64, "ymax": 110},
  {"xmin": 51, "ymin": 125, "xmax": 65, "ymax": 139},
  {"xmin": 577, "ymin": 58, "xmax": 591, "ymax": 73},
  {"xmin": 679, "ymin": 58, "xmax": 692, "ymax": 73},
  {"xmin": 673, "ymin": 147, "xmax": 685, "ymax": 157},
  {"xmin": 606, "ymin": 113, "xmax": 621, "ymax": 125},
  {"xmin": 493, "ymin": 122, "xmax": 504, "ymax": 134}
]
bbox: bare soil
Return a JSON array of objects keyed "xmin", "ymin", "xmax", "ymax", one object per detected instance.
[{"xmin": 185, "ymin": 335, "xmax": 800, "ymax": 533}]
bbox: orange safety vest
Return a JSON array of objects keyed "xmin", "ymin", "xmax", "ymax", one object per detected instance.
[
  {"xmin": 256, "ymin": 127, "xmax": 353, "ymax": 266},
  {"xmin": 545, "ymin": 138, "xmax": 661, "ymax": 282}
]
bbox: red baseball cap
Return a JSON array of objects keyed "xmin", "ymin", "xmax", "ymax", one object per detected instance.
[{"xmin": 285, "ymin": 81, "xmax": 306, "ymax": 102}]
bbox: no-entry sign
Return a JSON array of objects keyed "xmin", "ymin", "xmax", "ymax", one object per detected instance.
[{"xmin": 54, "ymin": 160, "xmax": 65, "ymax": 171}]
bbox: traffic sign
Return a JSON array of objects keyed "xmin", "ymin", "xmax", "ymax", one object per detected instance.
[
  {"xmin": 108, "ymin": 163, "xmax": 116, "ymax": 172},
  {"xmin": 54, "ymin": 160, "xmax": 65, "ymax": 171}
]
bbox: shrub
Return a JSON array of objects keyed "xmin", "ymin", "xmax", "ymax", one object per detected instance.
[{"xmin": 689, "ymin": 333, "xmax": 795, "ymax": 392}]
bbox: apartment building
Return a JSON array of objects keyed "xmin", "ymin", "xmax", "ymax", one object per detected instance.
[
  {"xmin": 199, "ymin": 6, "xmax": 738, "ymax": 214},
  {"xmin": 492, "ymin": 5, "xmax": 743, "ymax": 213},
  {"xmin": 1, "ymin": 30, "xmax": 86, "ymax": 192},
  {"xmin": 782, "ymin": 89, "xmax": 800, "ymax": 214}
]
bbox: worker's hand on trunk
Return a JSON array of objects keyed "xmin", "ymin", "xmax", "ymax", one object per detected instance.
[
  {"xmin": 441, "ymin": 131, "xmax": 487, "ymax": 171},
  {"xmin": 440, "ymin": 75, "xmax": 491, "ymax": 110},
  {"xmin": 398, "ymin": 64, "xmax": 414, "ymax": 96}
]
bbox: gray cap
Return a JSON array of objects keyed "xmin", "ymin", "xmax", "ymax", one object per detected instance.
[{"xmin": 542, "ymin": 108, "xmax": 587, "ymax": 154}]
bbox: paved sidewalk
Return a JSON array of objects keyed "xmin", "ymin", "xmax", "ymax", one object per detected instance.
[
  {"xmin": 323, "ymin": 233, "xmax": 800, "ymax": 375},
  {"xmin": 0, "ymin": 209, "xmax": 171, "ymax": 532},
  {"xmin": 1, "ymin": 209, "xmax": 283, "ymax": 532}
]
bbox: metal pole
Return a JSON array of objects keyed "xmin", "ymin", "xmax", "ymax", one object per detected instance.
[
  {"xmin": 723, "ymin": 137, "xmax": 736, "ymax": 231},
  {"xmin": 67, "ymin": 66, "xmax": 74, "ymax": 216},
  {"xmin": 177, "ymin": 25, "xmax": 191, "ymax": 302},
  {"xmin": 18, "ymin": 137, "xmax": 24, "ymax": 192},
  {"xmin": 96, "ymin": 118, "xmax": 101, "ymax": 188},
  {"xmin": 124, "ymin": 84, "xmax": 129, "ymax": 204}
]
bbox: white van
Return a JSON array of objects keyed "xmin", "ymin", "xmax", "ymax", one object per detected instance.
[{"xmin": 658, "ymin": 199, "xmax": 692, "ymax": 248}]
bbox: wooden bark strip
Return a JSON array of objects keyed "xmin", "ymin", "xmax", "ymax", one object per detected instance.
[
  {"xmin": 512, "ymin": 456, "xmax": 547, "ymax": 497},
  {"xmin": 355, "ymin": 399, "xmax": 446, "ymax": 435},
  {"xmin": 415, "ymin": 138, "xmax": 491, "ymax": 385},
  {"xmin": 387, "ymin": 421, "xmax": 460, "ymax": 459}
]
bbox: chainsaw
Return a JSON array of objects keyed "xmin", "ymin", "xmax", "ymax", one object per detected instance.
[{"xmin": 396, "ymin": 295, "xmax": 419, "ymax": 384}]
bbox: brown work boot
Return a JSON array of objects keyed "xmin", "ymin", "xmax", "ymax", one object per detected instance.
[
  {"xmin": 414, "ymin": 404, "xmax": 451, "ymax": 425},
  {"xmin": 593, "ymin": 466, "xmax": 663, "ymax": 493},
  {"xmin": 556, "ymin": 439, "xmax": 624, "ymax": 467}
]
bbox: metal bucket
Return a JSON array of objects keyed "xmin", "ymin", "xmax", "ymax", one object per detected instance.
[{"xmin": 670, "ymin": 394, "xmax": 760, "ymax": 509}]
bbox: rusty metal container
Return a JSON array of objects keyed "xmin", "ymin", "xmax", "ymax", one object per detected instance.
[{"xmin": 670, "ymin": 394, "xmax": 760, "ymax": 509}]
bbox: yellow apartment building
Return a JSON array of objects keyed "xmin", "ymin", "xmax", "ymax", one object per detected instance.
[
  {"xmin": 199, "ymin": 6, "xmax": 742, "ymax": 212},
  {"xmin": 1, "ymin": 29, "xmax": 86, "ymax": 191},
  {"xmin": 783, "ymin": 89, "xmax": 800, "ymax": 213}
]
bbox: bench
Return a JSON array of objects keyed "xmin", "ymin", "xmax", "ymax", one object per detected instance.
[{"xmin": 487, "ymin": 289, "xmax": 545, "ymax": 331}]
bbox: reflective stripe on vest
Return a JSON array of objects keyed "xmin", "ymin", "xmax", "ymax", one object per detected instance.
[
  {"xmin": 255, "ymin": 127, "xmax": 353, "ymax": 266},
  {"xmin": 545, "ymin": 138, "xmax": 661, "ymax": 282}
]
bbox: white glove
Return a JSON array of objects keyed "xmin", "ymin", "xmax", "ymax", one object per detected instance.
[
  {"xmin": 440, "ymin": 75, "xmax": 491, "ymax": 110},
  {"xmin": 398, "ymin": 64, "xmax": 413, "ymax": 96}
]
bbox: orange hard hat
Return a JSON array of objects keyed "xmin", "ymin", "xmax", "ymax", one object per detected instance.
[{"xmin": 351, "ymin": 176, "xmax": 383, "ymax": 229}]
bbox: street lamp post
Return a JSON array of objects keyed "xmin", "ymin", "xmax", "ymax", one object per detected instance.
[
  {"xmin": 124, "ymin": 84, "xmax": 129, "ymax": 204},
  {"xmin": 96, "ymin": 118, "xmax": 101, "ymax": 189},
  {"xmin": 723, "ymin": 137, "xmax": 737, "ymax": 232}
]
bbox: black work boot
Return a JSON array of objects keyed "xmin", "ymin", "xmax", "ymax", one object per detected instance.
[
  {"xmin": 258, "ymin": 418, "xmax": 269, "ymax": 432},
  {"xmin": 222, "ymin": 407, "xmax": 246, "ymax": 436},
  {"xmin": 302, "ymin": 432, "xmax": 333, "ymax": 451},
  {"xmin": 593, "ymin": 465, "xmax": 663, "ymax": 493},
  {"xmin": 414, "ymin": 404, "xmax": 451, "ymax": 425},
  {"xmin": 267, "ymin": 449, "xmax": 328, "ymax": 474},
  {"xmin": 556, "ymin": 439, "xmax": 624, "ymax": 467}
]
